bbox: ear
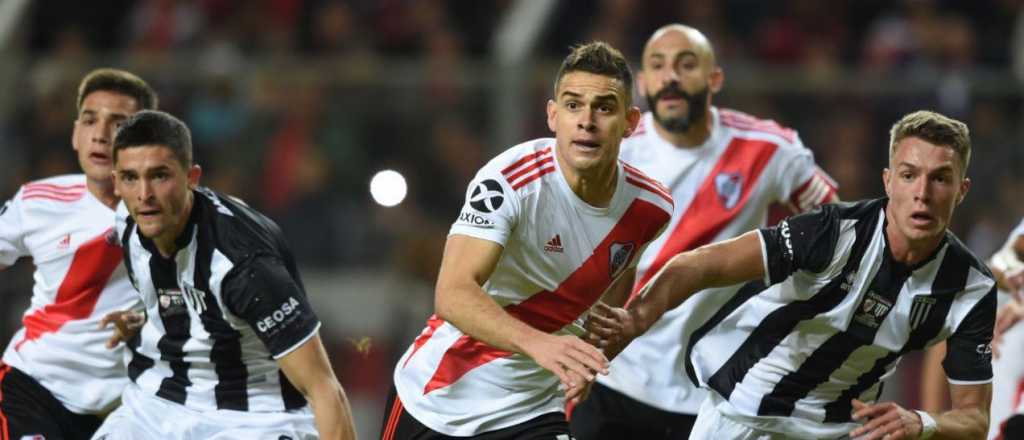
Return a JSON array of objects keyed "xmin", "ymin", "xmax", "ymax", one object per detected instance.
[
  {"xmin": 956, "ymin": 177, "xmax": 971, "ymax": 205},
  {"xmin": 882, "ymin": 168, "xmax": 892, "ymax": 197},
  {"xmin": 624, "ymin": 106, "xmax": 642, "ymax": 137},
  {"xmin": 187, "ymin": 165, "xmax": 203, "ymax": 189},
  {"xmin": 709, "ymin": 66, "xmax": 725, "ymax": 94},
  {"xmin": 546, "ymin": 99, "xmax": 557, "ymax": 133}
]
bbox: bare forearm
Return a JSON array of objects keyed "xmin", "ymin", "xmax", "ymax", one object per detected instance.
[
  {"xmin": 307, "ymin": 380, "xmax": 357, "ymax": 440},
  {"xmin": 436, "ymin": 284, "xmax": 544, "ymax": 355},
  {"xmin": 932, "ymin": 408, "xmax": 988, "ymax": 439},
  {"xmin": 629, "ymin": 250, "xmax": 720, "ymax": 332}
]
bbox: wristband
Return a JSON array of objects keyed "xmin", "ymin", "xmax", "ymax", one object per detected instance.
[{"xmin": 916, "ymin": 410, "xmax": 937, "ymax": 439}]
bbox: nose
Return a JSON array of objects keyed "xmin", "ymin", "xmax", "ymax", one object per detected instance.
[
  {"xmin": 912, "ymin": 176, "xmax": 930, "ymax": 202},
  {"xmin": 94, "ymin": 119, "xmax": 115, "ymax": 145},
  {"xmin": 138, "ymin": 179, "xmax": 153, "ymax": 201},
  {"xmin": 577, "ymin": 107, "xmax": 597, "ymax": 132}
]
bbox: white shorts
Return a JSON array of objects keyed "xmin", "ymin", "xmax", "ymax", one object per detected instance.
[
  {"xmin": 688, "ymin": 395, "xmax": 852, "ymax": 440},
  {"xmin": 91, "ymin": 384, "xmax": 318, "ymax": 440}
]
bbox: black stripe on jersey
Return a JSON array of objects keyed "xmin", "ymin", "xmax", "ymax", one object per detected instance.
[
  {"xmin": 823, "ymin": 243, "xmax": 966, "ymax": 423},
  {"xmin": 128, "ymin": 347, "xmax": 155, "ymax": 382},
  {"xmin": 758, "ymin": 248, "xmax": 914, "ymax": 417},
  {"xmin": 149, "ymin": 253, "xmax": 193, "ymax": 405},
  {"xmin": 707, "ymin": 210, "xmax": 877, "ymax": 401},
  {"xmin": 192, "ymin": 220, "xmax": 249, "ymax": 411},
  {"xmin": 279, "ymin": 369, "xmax": 307, "ymax": 410},
  {"xmin": 685, "ymin": 280, "xmax": 766, "ymax": 385}
]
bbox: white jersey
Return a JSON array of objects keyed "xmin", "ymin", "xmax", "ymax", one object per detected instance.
[
  {"xmin": 0, "ymin": 174, "xmax": 140, "ymax": 414},
  {"xmin": 599, "ymin": 108, "xmax": 837, "ymax": 414},
  {"xmin": 989, "ymin": 218, "xmax": 1024, "ymax": 440},
  {"xmin": 393, "ymin": 138, "xmax": 673, "ymax": 436}
]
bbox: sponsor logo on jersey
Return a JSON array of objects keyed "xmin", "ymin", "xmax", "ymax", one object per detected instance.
[
  {"xmin": 256, "ymin": 296, "xmax": 303, "ymax": 334},
  {"xmin": 158, "ymin": 288, "xmax": 188, "ymax": 317},
  {"xmin": 58, "ymin": 233, "xmax": 71, "ymax": 250},
  {"xmin": 609, "ymin": 241, "xmax": 636, "ymax": 279},
  {"xmin": 457, "ymin": 210, "xmax": 494, "ymax": 227},
  {"xmin": 183, "ymin": 284, "xmax": 208, "ymax": 314},
  {"xmin": 544, "ymin": 234, "xmax": 564, "ymax": 253},
  {"xmin": 469, "ymin": 179, "xmax": 504, "ymax": 213},
  {"xmin": 779, "ymin": 220, "xmax": 794, "ymax": 259},
  {"xmin": 910, "ymin": 295, "xmax": 937, "ymax": 330},
  {"xmin": 714, "ymin": 171, "xmax": 742, "ymax": 209},
  {"xmin": 853, "ymin": 290, "xmax": 892, "ymax": 329}
]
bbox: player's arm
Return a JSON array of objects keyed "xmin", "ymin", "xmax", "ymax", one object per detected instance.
[
  {"xmin": 278, "ymin": 333, "xmax": 356, "ymax": 440},
  {"xmin": 435, "ymin": 234, "xmax": 609, "ymax": 388},
  {"xmin": 919, "ymin": 342, "xmax": 951, "ymax": 412},
  {"xmin": 223, "ymin": 256, "xmax": 355, "ymax": 440},
  {"xmin": 0, "ymin": 192, "xmax": 28, "ymax": 271},
  {"xmin": 849, "ymin": 383, "xmax": 990, "ymax": 440}
]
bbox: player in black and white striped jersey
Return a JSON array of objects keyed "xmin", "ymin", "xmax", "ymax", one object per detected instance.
[
  {"xmin": 590, "ymin": 110, "xmax": 993, "ymax": 439},
  {"xmin": 91, "ymin": 110, "xmax": 356, "ymax": 439}
]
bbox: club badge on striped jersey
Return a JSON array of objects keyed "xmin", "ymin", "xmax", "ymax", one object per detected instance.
[
  {"xmin": 853, "ymin": 290, "xmax": 893, "ymax": 329},
  {"xmin": 158, "ymin": 288, "xmax": 188, "ymax": 317},
  {"xmin": 910, "ymin": 295, "xmax": 937, "ymax": 330},
  {"xmin": 714, "ymin": 172, "xmax": 743, "ymax": 209},
  {"xmin": 609, "ymin": 241, "xmax": 636, "ymax": 279}
]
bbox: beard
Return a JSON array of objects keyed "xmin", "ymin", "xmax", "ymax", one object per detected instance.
[{"xmin": 646, "ymin": 83, "xmax": 710, "ymax": 133}]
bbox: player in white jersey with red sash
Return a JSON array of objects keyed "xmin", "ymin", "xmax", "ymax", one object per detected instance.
[
  {"xmin": 382, "ymin": 42, "xmax": 673, "ymax": 439},
  {"xmin": 0, "ymin": 69, "xmax": 157, "ymax": 440},
  {"xmin": 570, "ymin": 25, "xmax": 837, "ymax": 440}
]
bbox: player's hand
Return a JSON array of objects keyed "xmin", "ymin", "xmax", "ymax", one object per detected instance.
[
  {"xmin": 585, "ymin": 302, "xmax": 639, "ymax": 360},
  {"xmin": 848, "ymin": 399, "xmax": 921, "ymax": 440},
  {"xmin": 523, "ymin": 333, "xmax": 608, "ymax": 392},
  {"xmin": 100, "ymin": 310, "xmax": 145, "ymax": 349},
  {"xmin": 564, "ymin": 378, "xmax": 594, "ymax": 405},
  {"xmin": 994, "ymin": 297, "xmax": 1024, "ymax": 359}
]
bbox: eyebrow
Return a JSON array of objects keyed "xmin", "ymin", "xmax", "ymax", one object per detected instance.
[
  {"xmin": 896, "ymin": 162, "xmax": 955, "ymax": 173},
  {"xmin": 559, "ymin": 91, "xmax": 621, "ymax": 103},
  {"xmin": 647, "ymin": 50, "xmax": 699, "ymax": 61}
]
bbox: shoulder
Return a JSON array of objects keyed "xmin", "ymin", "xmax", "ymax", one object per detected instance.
[
  {"xmin": 194, "ymin": 187, "xmax": 287, "ymax": 260},
  {"xmin": 18, "ymin": 174, "xmax": 87, "ymax": 204},
  {"xmin": 944, "ymin": 232, "xmax": 996, "ymax": 281},
  {"xmin": 481, "ymin": 138, "xmax": 557, "ymax": 194},
  {"xmin": 620, "ymin": 160, "xmax": 674, "ymax": 214},
  {"xmin": 718, "ymin": 108, "xmax": 802, "ymax": 148}
]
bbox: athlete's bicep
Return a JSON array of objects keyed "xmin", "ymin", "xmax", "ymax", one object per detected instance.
[
  {"xmin": 0, "ymin": 191, "xmax": 28, "ymax": 267},
  {"xmin": 436, "ymin": 234, "xmax": 503, "ymax": 295},
  {"xmin": 758, "ymin": 204, "xmax": 839, "ymax": 285},
  {"xmin": 223, "ymin": 257, "xmax": 320, "ymax": 358}
]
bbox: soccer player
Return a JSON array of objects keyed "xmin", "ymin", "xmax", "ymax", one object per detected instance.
[
  {"xmin": 381, "ymin": 42, "xmax": 674, "ymax": 439},
  {"xmin": 594, "ymin": 110, "xmax": 994, "ymax": 439},
  {"xmin": 90, "ymin": 110, "xmax": 356, "ymax": 439},
  {"xmin": 570, "ymin": 24, "xmax": 837, "ymax": 439},
  {"xmin": 0, "ymin": 68, "xmax": 156, "ymax": 440}
]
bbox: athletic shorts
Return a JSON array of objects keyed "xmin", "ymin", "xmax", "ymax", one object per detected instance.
[
  {"xmin": 380, "ymin": 385, "xmax": 574, "ymax": 440},
  {"xmin": 91, "ymin": 383, "xmax": 317, "ymax": 440},
  {"xmin": 569, "ymin": 382, "xmax": 696, "ymax": 440},
  {"xmin": 0, "ymin": 363, "xmax": 103, "ymax": 440}
]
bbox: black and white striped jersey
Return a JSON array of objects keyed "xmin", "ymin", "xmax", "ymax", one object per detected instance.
[
  {"xmin": 688, "ymin": 198, "xmax": 995, "ymax": 438},
  {"xmin": 116, "ymin": 187, "xmax": 321, "ymax": 412}
]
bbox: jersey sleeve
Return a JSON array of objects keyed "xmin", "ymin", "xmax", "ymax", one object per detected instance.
[
  {"xmin": 757, "ymin": 204, "xmax": 839, "ymax": 285},
  {"xmin": 448, "ymin": 167, "xmax": 520, "ymax": 247},
  {"xmin": 943, "ymin": 286, "xmax": 996, "ymax": 383},
  {"xmin": 222, "ymin": 256, "xmax": 321, "ymax": 359},
  {"xmin": 773, "ymin": 136, "xmax": 838, "ymax": 213},
  {"xmin": 0, "ymin": 188, "xmax": 28, "ymax": 267}
]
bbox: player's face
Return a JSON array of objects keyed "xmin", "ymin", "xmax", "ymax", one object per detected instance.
[
  {"xmin": 73, "ymin": 91, "xmax": 140, "ymax": 185},
  {"xmin": 547, "ymin": 71, "xmax": 639, "ymax": 175},
  {"xmin": 883, "ymin": 136, "xmax": 970, "ymax": 247},
  {"xmin": 114, "ymin": 146, "xmax": 201, "ymax": 246},
  {"xmin": 639, "ymin": 30, "xmax": 717, "ymax": 133}
]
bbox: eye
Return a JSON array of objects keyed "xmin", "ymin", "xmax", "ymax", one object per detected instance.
[{"xmin": 566, "ymin": 101, "xmax": 579, "ymax": 110}]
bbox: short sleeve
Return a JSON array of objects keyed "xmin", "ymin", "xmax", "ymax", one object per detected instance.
[
  {"xmin": 757, "ymin": 204, "xmax": 839, "ymax": 285},
  {"xmin": 773, "ymin": 138, "xmax": 838, "ymax": 214},
  {"xmin": 222, "ymin": 256, "xmax": 321, "ymax": 359},
  {"xmin": 943, "ymin": 286, "xmax": 996, "ymax": 383},
  {"xmin": 448, "ymin": 169, "xmax": 520, "ymax": 246},
  {"xmin": 0, "ymin": 188, "xmax": 28, "ymax": 267}
]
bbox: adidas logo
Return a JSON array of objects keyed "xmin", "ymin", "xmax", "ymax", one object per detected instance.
[
  {"xmin": 58, "ymin": 233, "xmax": 71, "ymax": 250},
  {"xmin": 544, "ymin": 234, "xmax": 564, "ymax": 253}
]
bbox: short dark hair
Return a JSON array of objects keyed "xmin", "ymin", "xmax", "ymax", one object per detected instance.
[
  {"xmin": 113, "ymin": 110, "xmax": 193, "ymax": 168},
  {"xmin": 553, "ymin": 41, "xmax": 633, "ymax": 105},
  {"xmin": 889, "ymin": 110, "xmax": 971, "ymax": 176},
  {"xmin": 77, "ymin": 68, "xmax": 159, "ymax": 113}
]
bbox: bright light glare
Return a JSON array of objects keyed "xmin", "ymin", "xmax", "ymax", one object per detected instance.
[{"xmin": 369, "ymin": 170, "xmax": 407, "ymax": 207}]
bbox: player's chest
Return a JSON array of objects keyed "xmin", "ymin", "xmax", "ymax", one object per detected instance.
[
  {"xmin": 26, "ymin": 206, "xmax": 115, "ymax": 264},
  {"xmin": 129, "ymin": 243, "xmax": 210, "ymax": 319}
]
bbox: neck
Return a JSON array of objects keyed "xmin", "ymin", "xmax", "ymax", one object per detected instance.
[
  {"xmin": 558, "ymin": 155, "xmax": 617, "ymax": 207},
  {"xmin": 652, "ymin": 110, "xmax": 713, "ymax": 149},
  {"xmin": 86, "ymin": 177, "xmax": 119, "ymax": 209},
  {"xmin": 884, "ymin": 207, "xmax": 944, "ymax": 266},
  {"xmin": 154, "ymin": 191, "xmax": 193, "ymax": 259}
]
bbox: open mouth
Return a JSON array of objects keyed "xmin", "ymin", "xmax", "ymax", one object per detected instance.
[
  {"xmin": 572, "ymin": 139, "xmax": 601, "ymax": 150},
  {"xmin": 910, "ymin": 211, "xmax": 934, "ymax": 225},
  {"xmin": 89, "ymin": 152, "xmax": 111, "ymax": 163},
  {"xmin": 136, "ymin": 208, "xmax": 161, "ymax": 220}
]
